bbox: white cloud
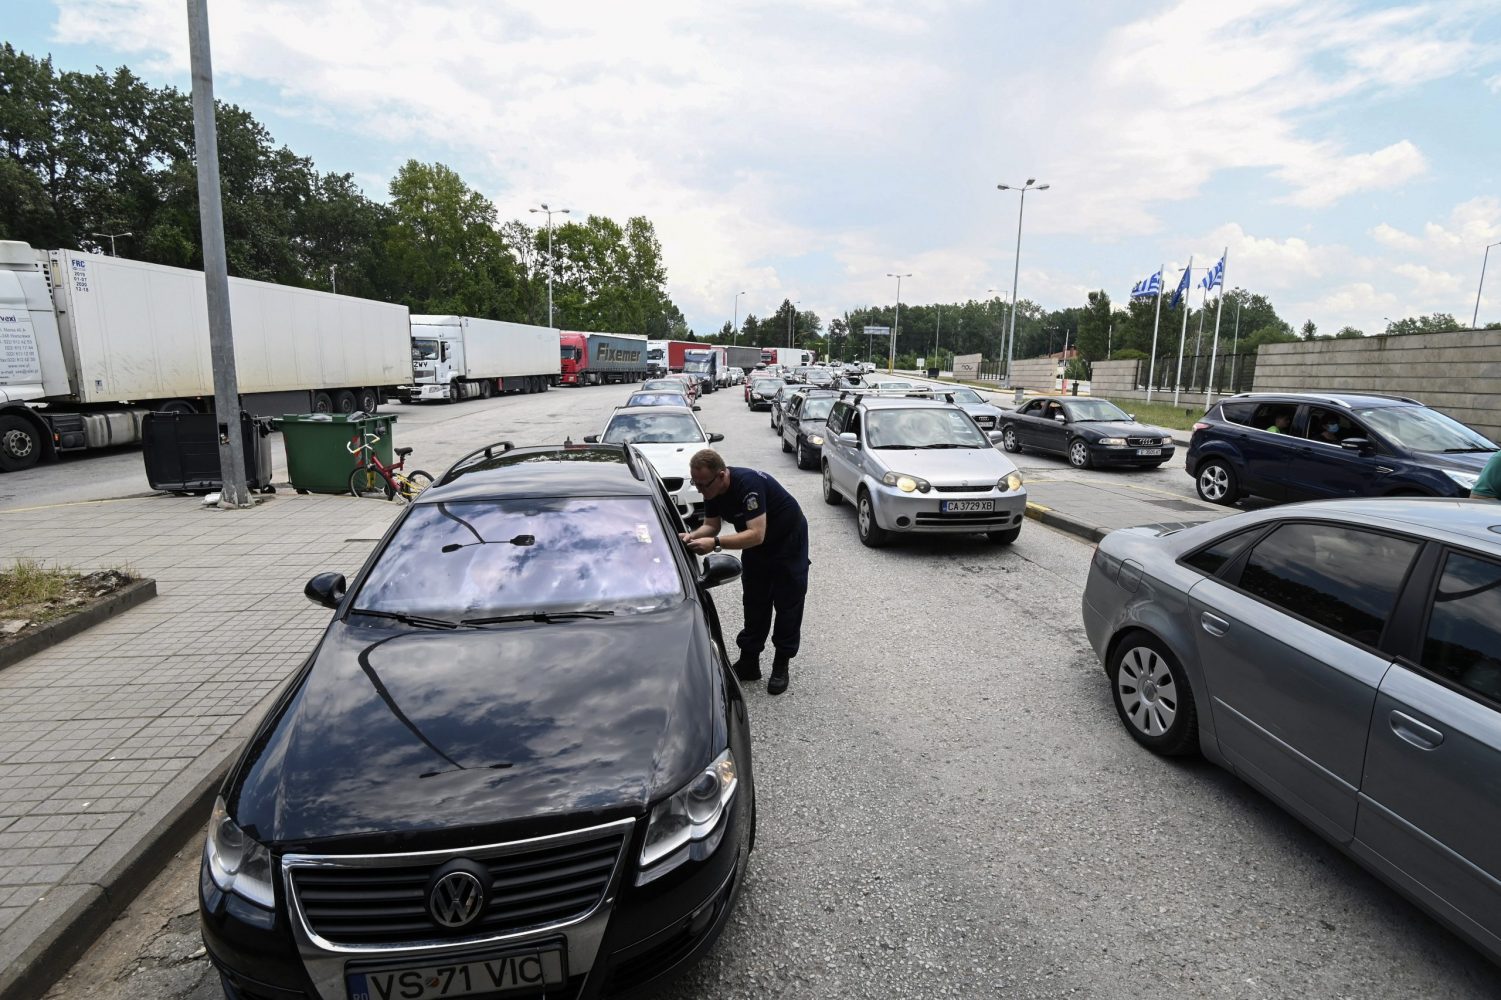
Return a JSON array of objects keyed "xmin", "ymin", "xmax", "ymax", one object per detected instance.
[
  {"xmin": 1391, "ymin": 262, "xmax": 1463, "ymax": 298},
  {"xmin": 1370, "ymin": 196, "xmax": 1501, "ymax": 262}
]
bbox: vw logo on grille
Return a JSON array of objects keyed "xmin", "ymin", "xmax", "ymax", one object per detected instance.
[{"xmin": 428, "ymin": 869, "xmax": 486, "ymax": 928}]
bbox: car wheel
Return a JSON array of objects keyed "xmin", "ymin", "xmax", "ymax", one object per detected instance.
[
  {"xmin": 1194, "ymin": 459, "xmax": 1239, "ymax": 505},
  {"xmin": 821, "ymin": 463, "xmax": 843, "ymax": 506},
  {"xmin": 796, "ymin": 440, "xmax": 812, "ymax": 470},
  {"xmin": 856, "ymin": 489, "xmax": 891, "ymax": 548},
  {"xmin": 1068, "ymin": 438, "xmax": 1092, "ymax": 469},
  {"xmin": 781, "ymin": 434, "xmax": 792, "ymax": 453},
  {"xmin": 1108, "ymin": 632, "xmax": 1198, "ymax": 757},
  {"xmin": 1001, "ymin": 426, "xmax": 1022, "ymax": 453}
]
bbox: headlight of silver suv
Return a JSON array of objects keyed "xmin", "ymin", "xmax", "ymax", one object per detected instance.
[
  {"xmin": 999, "ymin": 471, "xmax": 1024, "ymax": 492},
  {"xmin": 809, "ymin": 434, "xmax": 825, "ymax": 446},
  {"xmin": 881, "ymin": 471, "xmax": 932, "ymax": 493},
  {"xmin": 639, "ymin": 749, "xmax": 738, "ymax": 882},
  {"xmin": 204, "ymin": 795, "xmax": 275, "ymax": 908}
]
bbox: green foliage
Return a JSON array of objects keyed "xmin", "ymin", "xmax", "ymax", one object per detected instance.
[
  {"xmin": 1334, "ymin": 326, "xmax": 1365, "ymax": 339},
  {"xmin": 1384, "ymin": 313, "xmax": 1463, "ymax": 335},
  {"xmin": 1300, "ymin": 320, "xmax": 1317, "ymax": 340},
  {"xmin": 1110, "ymin": 348, "xmax": 1148, "ymax": 360}
]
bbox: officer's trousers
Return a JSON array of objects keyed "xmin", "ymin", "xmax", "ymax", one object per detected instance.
[{"xmin": 736, "ymin": 536, "xmax": 809, "ymax": 660}]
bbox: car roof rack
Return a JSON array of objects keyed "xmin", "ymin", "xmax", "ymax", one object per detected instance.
[
  {"xmin": 438, "ymin": 440, "xmax": 515, "ymax": 485},
  {"xmin": 1223, "ymin": 390, "xmax": 1424, "ymax": 408}
]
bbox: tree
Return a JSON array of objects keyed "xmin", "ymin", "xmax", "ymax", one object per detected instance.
[
  {"xmin": 1301, "ymin": 320, "xmax": 1318, "ymax": 340},
  {"xmin": 1385, "ymin": 313, "xmax": 1463, "ymax": 335},
  {"xmin": 1074, "ymin": 290, "xmax": 1114, "ymax": 361},
  {"xmin": 1334, "ymin": 326, "xmax": 1364, "ymax": 339}
]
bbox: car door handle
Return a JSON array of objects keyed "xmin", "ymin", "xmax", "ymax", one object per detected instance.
[
  {"xmin": 1199, "ymin": 612, "xmax": 1230, "ymax": 637},
  {"xmin": 1389, "ymin": 711, "xmax": 1444, "ymax": 751}
]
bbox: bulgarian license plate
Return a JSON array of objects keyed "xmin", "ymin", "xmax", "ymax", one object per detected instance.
[
  {"xmin": 347, "ymin": 948, "xmax": 565, "ymax": 1000},
  {"xmin": 941, "ymin": 500, "xmax": 994, "ymax": 513},
  {"xmin": 1136, "ymin": 448, "xmax": 1163, "ymax": 456}
]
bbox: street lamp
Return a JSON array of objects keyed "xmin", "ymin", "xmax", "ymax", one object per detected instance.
[
  {"xmin": 1476, "ymin": 242, "xmax": 1501, "ymax": 329},
  {"xmin": 786, "ymin": 300, "xmax": 800, "ymax": 348},
  {"xmin": 528, "ymin": 203, "xmax": 571, "ymax": 328},
  {"xmin": 886, "ymin": 273, "xmax": 911, "ymax": 374},
  {"xmin": 733, "ymin": 290, "xmax": 747, "ymax": 345},
  {"xmin": 329, "ymin": 263, "xmax": 338, "ymax": 294},
  {"xmin": 996, "ymin": 178, "xmax": 1049, "ymax": 384},
  {"xmin": 91, "ymin": 231, "xmax": 132, "ymax": 256}
]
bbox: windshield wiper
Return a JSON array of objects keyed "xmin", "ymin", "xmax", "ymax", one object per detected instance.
[
  {"xmin": 918, "ymin": 443, "xmax": 968, "ymax": 449},
  {"xmin": 351, "ymin": 609, "xmax": 461, "ymax": 630},
  {"xmin": 460, "ymin": 611, "xmax": 617, "ymax": 626},
  {"xmin": 1443, "ymin": 447, "xmax": 1498, "ymax": 453}
]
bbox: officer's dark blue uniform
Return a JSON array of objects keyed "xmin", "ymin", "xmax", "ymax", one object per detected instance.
[{"xmin": 703, "ymin": 467, "xmax": 810, "ymax": 673}]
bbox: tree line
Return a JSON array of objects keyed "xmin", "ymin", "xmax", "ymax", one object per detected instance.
[{"xmin": 0, "ymin": 44, "xmax": 690, "ymax": 336}]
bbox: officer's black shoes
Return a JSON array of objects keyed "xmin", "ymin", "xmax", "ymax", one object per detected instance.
[
  {"xmin": 732, "ymin": 655, "xmax": 762, "ymax": 682},
  {"xmin": 767, "ymin": 655, "xmax": 790, "ymax": 696}
]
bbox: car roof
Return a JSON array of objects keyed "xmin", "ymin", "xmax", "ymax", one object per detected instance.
[
  {"xmin": 1242, "ymin": 497, "xmax": 1501, "ymax": 552},
  {"xmin": 610, "ymin": 405, "xmax": 698, "ymax": 417},
  {"xmin": 421, "ymin": 444, "xmax": 653, "ymax": 502},
  {"xmin": 1219, "ymin": 391, "xmax": 1423, "ymax": 409},
  {"xmin": 854, "ymin": 396, "xmax": 958, "ymax": 410}
]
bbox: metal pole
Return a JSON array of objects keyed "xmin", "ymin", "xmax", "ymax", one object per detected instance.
[
  {"xmin": 733, "ymin": 291, "xmax": 745, "ymax": 346},
  {"xmin": 934, "ymin": 307, "xmax": 941, "ymax": 370},
  {"xmin": 1107, "ymin": 322, "xmax": 1112, "ymax": 360},
  {"xmin": 546, "ymin": 218, "xmax": 554, "ymax": 328},
  {"xmin": 330, "ymin": 263, "xmax": 337, "ymax": 294},
  {"xmin": 1145, "ymin": 264, "xmax": 1164, "ymax": 403},
  {"xmin": 1191, "ymin": 284, "xmax": 1207, "ymax": 389},
  {"xmin": 1006, "ymin": 192, "xmax": 1026, "ymax": 385},
  {"xmin": 1206, "ymin": 248, "xmax": 1228, "ymax": 406},
  {"xmin": 1230, "ymin": 298, "xmax": 1241, "ymax": 390},
  {"xmin": 1172, "ymin": 257, "xmax": 1193, "ymax": 406},
  {"xmin": 1476, "ymin": 243, "xmax": 1501, "ymax": 328},
  {"xmin": 187, "ymin": 0, "xmax": 250, "ymax": 509}
]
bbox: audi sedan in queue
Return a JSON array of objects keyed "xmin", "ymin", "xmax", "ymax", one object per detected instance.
[
  {"xmin": 201, "ymin": 443, "xmax": 756, "ymax": 1000},
  {"xmin": 1001, "ymin": 397, "xmax": 1176, "ymax": 469}
]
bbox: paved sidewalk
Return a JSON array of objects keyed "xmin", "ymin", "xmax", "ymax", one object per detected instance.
[
  {"xmin": 1023, "ymin": 474, "xmax": 1231, "ymax": 542},
  {"xmin": 0, "ymin": 492, "xmax": 400, "ymax": 999}
]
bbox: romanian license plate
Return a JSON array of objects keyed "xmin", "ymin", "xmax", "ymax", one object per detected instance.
[
  {"xmin": 1136, "ymin": 448, "xmax": 1163, "ymax": 456},
  {"xmin": 941, "ymin": 500, "xmax": 994, "ymax": 513},
  {"xmin": 347, "ymin": 949, "xmax": 565, "ymax": 1000}
]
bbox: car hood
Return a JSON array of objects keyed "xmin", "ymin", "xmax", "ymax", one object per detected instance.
[
  {"xmin": 959, "ymin": 402, "xmax": 1004, "ymax": 418},
  {"xmin": 230, "ymin": 608, "xmax": 717, "ymax": 846},
  {"xmin": 629, "ymin": 442, "xmax": 700, "ymax": 477},
  {"xmin": 871, "ymin": 447, "xmax": 1017, "ymax": 483},
  {"xmin": 1074, "ymin": 420, "xmax": 1172, "ymax": 439},
  {"xmin": 1409, "ymin": 449, "xmax": 1495, "ymax": 474}
]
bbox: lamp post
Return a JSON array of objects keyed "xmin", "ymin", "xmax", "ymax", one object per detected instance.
[
  {"xmin": 733, "ymin": 290, "xmax": 746, "ymax": 345},
  {"xmin": 996, "ymin": 178, "xmax": 1049, "ymax": 384},
  {"xmin": 887, "ymin": 273, "xmax": 911, "ymax": 374},
  {"xmin": 1470, "ymin": 240, "xmax": 1494, "ymax": 327},
  {"xmin": 528, "ymin": 203, "xmax": 571, "ymax": 327},
  {"xmin": 786, "ymin": 300, "xmax": 800, "ymax": 348},
  {"xmin": 329, "ymin": 263, "xmax": 338, "ymax": 294},
  {"xmin": 91, "ymin": 231, "xmax": 132, "ymax": 257}
]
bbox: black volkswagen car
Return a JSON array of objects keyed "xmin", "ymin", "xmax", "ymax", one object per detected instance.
[
  {"xmin": 1000, "ymin": 397, "xmax": 1176, "ymax": 469},
  {"xmin": 201, "ymin": 443, "xmax": 755, "ymax": 1000}
]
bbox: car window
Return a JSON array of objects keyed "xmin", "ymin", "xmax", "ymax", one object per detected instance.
[
  {"xmin": 827, "ymin": 403, "xmax": 848, "ymax": 434},
  {"xmin": 801, "ymin": 397, "xmax": 835, "ymax": 422},
  {"xmin": 1250, "ymin": 403, "xmax": 1297, "ymax": 433},
  {"xmin": 354, "ymin": 498, "xmax": 684, "ymax": 618},
  {"xmin": 1019, "ymin": 400, "xmax": 1041, "ymax": 416},
  {"xmin": 1063, "ymin": 399, "xmax": 1131, "ymax": 422},
  {"xmin": 627, "ymin": 393, "xmax": 688, "ymax": 407},
  {"xmin": 1182, "ymin": 528, "xmax": 1260, "ymax": 576},
  {"xmin": 866, "ymin": 408, "xmax": 988, "ymax": 449},
  {"xmin": 1234, "ymin": 522, "xmax": 1420, "ymax": 647},
  {"xmin": 1306, "ymin": 407, "xmax": 1356, "ymax": 444},
  {"xmin": 948, "ymin": 388, "xmax": 982, "ymax": 404},
  {"xmin": 1421, "ymin": 551, "xmax": 1501, "ymax": 704},
  {"xmin": 1218, "ymin": 402, "xmax": 1257, "ymax": 426},
  {"xmin": 1356, "ymin": 406, "xmax": 1498, "ymax": 454},
  {"xmin": 602, "ymin": 412, "xmax": 704, "ymax": 444}
]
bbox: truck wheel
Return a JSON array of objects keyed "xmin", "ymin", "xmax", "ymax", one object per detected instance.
[
  {"xmin": 0, "ymin": 416, "xmax": 42, "ymax": 471},
  {"xmin": 356, "ymin": 388, "xmax": 379, "ymax": 413},
  {"xmin": 157, "ymin": 399, "xmax": 198, "ymax": 415},
  {"xmin": 479, "ymin": 380, "xmax": 493, "ymax": 399},
  {"xmin": 312, "ymin": 391, "xmax": 334, "ymax": 414},
  {"xmin": 333, "ymin": 390, "xmax": 357, "ymax": 414}
]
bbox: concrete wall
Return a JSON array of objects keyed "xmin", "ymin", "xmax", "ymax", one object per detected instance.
[
  {"xmin": 1089, "ymin": 359, "xmax": 1156, "ymax": 403},
  {"xmin": 1253, "ymin": 329, "xmax": 1501, "ymax": 441},
  {"xmin": 1009, "ymin": 358, "xmax": 1058, "ymax": 390}
]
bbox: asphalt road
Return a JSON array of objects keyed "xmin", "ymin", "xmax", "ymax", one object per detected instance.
[{"xmin": 40, "ymin": 381, "xmax": 1501, "ymax": 999}]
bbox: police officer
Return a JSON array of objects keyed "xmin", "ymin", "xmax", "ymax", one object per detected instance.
[{"xmin": 679, "ymin": 449, "xmax": 809, "ymax": 695}]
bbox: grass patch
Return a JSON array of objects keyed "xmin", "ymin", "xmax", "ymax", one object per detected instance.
[
  {"xmin": 0, "ymin": 559, "xmax": 73, "ymax": 613},
  {"xmin": 0, "ymin": 560, "xmax": 137, "ymax": 630},
  {"xmin": 1098, "ymin": 398, "xmax": 1210, "ymax": 432}
]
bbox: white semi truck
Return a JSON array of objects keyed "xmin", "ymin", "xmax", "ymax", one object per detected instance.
[
  {"xmin": 399, "ymin": 315, "xmax": 559, "ymax": 403},
  {"xmin": 0, "ymin": 242, "xmax": 412, "ymax": 472}
]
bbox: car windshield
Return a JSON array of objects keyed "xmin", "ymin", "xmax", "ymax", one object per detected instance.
[
  {"xmin": 753, "ymin": 379, "xmax": 785, "ymax": 392},
  {"xmin": 412, "ymin": 338, "xmax": 440, "ymax": 362},
  {"xmin": 1356, "ymin": 406, "xmax": 1498, "ymax": 453},
  {"xmin": 1063, "ymin": 400, "xmax": 1132, "ymax": 422},
  {"xmin": 948, "ymin": 388, "xmax": 983, "ymax": 404},
  {"xmin": 866, "ymin": 408, "xmax": 990, "ymax": 449},
  {"xmin": 354, "ymin": 498, "xmax": 683, "ymax": 619},
  {"xmin": 626, "ymin": 393, "xmax": 688, "ymax": 407},
  {"xmin": 802, "ymin": 397, "xmax": 835, "ymax": 421},
  {"xmin": 602, "ymin": 412, "xmax": 704, "ymax": 444}
]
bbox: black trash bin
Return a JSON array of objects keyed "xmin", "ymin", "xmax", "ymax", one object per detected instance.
[{"xmin": 142, "ymin": 411, "xmax": 276, "ymax": 495}]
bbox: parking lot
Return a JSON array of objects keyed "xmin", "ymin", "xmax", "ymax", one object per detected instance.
[{"xmin": 21, "ymin": 381, "xmax": 1499, "ymax": 999}]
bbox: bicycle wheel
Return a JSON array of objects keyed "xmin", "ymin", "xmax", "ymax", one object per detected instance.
[
  {"xmin": 349, "ymin": 466, "xmax": 393, "ymax": 500},
  {"xmin": 397, "ymin": 470, "xmax": 434, "ymax": 501}
]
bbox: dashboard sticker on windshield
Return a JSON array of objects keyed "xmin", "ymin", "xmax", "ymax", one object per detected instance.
[{"xmin": 635, "ymin": 524, "xmax": 653, "ymax": 544}]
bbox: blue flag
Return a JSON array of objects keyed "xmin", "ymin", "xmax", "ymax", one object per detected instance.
[
  {"xmin": 1170, "ymin": 265, "xmax": 1191, "ymax": 308},
  {"xmin": 1130, "ymin": 270, "xmax": 1163, "ymax": 300}
]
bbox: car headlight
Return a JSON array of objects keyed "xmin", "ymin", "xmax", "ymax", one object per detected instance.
[
  {"xmin": 881, "ymin": 471, "xmax": 931, "ymax": 493},
  {"xmin": 1159, "ymin": 436, "xmax": 1174, "ymax": 446},
  {"xmin": 809, "ymin": 434, "xmax": 825, "ymax": 446},
  {"xmin": 1444, "ymin": 469, "xmax": 1480, "ymax": 490},
  {"xmin": 204, "ymin": 796, "xmax": 275, "ymax": 908},
  {"xmin": 639, "ymin": 749, "xmax": 738, "ymax": 878},
  {"xmin": 1097, "ymin": 437, "xmax": 1128, "ymax": 446},
  {"xmin": 1000, "ymin": 471, "xmax": 1024, "ymax": 492}
]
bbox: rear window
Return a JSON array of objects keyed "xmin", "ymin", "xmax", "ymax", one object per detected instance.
[
  {"xmin": 355, "ymin": 498, "xmax": 683, "ymax": 619},
  {"xmin": 1218, "ymin": 402, "xmax": 1258, "ymax": 426}
]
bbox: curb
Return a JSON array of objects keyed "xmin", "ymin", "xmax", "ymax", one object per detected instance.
[
  {"xmin": 0, "ymin": 578, "xmax": 157, "ymax": 673},
  {"xmin": 0, "ymin": 678, "xmax": 290, "ymax": 1000},
  {"xmin": 1024, "ymin": 501, "xmax": 1109, "ymax": 544}
]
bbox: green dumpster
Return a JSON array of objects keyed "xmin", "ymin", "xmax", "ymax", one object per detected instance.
[{"xmin": 276, "ymin": 412, "xmax": 397, "ymax": 494}]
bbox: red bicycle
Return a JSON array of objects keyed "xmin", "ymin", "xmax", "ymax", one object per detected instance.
[{"xmin": 346, "ymin": 432, "xmax": 433, "ymax": 502}]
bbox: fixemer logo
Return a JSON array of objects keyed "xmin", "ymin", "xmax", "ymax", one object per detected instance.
[{"xmin": 596, "ymin": 343, "xmax": 641, "ymax": 363}]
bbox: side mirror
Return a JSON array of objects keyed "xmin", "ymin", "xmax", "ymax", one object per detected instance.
[
  {"xmin": 1054, "ymin": 414, "xmax": 1066, "ymax": 423},
  {"xmin": 583, "ymin": 434, "xmax": 599, "ymax": 443},
  {"xmin": 987, "ymin": 430, "xmax": 1004, "ymax": 445},
  {"xmin": 1341, "ymin": 437, "xmax": 1374, "ymax": 454},
  {"xmin": 838, "ymin": 431, "xmax": 859, "ymax": 445},
  {"xmin": 708, "ymin": 432, "xmax": 724, "ymax": 443},
  {"xmin": 304, "ymin": 572, "xmax": 346, "ymax": 610},
  {"xmin": 692, "ymin": 404, "xmax": 702, "ymax": 411},
  {"xmin": 1128, "ymin": 413, "xmax": 1136, "ymax": 421},
  {"xmin": 698, "ymin": 552, "xmax": 742, "ymax": 589}
]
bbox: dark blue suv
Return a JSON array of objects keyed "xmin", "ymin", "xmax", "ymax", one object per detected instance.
[{"xmin": 1185, "ymin": 392, "xmax": 1498, "ymax": 505}]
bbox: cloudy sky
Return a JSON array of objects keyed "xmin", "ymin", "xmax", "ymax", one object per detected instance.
[{"xmin": 10, "ymin": 0, "xmax": 1501, "ymax": 339}]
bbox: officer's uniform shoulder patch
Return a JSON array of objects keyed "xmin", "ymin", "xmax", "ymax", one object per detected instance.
[{"xmin": 744, "ymin": 492, "xmax": 760, "ymax": 512}]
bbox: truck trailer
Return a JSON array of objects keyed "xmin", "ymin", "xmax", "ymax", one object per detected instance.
[
  {"xmin": 760, "ymin": 346, "xmax": 812, "ymax": 368},
  {"xmin": 0, "ymin": 242, "xmax": 412, "ymax": 471},
  {"xmin": 645, "ymin": 339, "xmax": 699, "ymax": 377},
  {"xmin": 725, "ymin": 345, "xmax": 762, "ymax": 371},
  {"xmin": 399, "ymin": 315, "xmax": 559, "ymax": 403},
  {"xmin": 558, "ymin": 332, "xmax": 649, "ymax": 386},
  {"xmin": 683, "ymin": 345, "xmax": 727, "ymax": 393}
]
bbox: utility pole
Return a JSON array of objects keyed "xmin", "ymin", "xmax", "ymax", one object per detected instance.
[
  {"xmin": 529, "ymin": 203, "xmax": 571, "ymax": 327},
  {"xmin": 187, "ymin": 0, "xmax": 250, "ymax": 509},
  {"xmin": 1477, "ymin": 242, "xmax": 1501, "ymax": 328},
  {"xmin": 91, "ymin": 231, "xmax": 132, "ymax": 256},
  {"xmin": 733, "ymin": 290, "xmax": 746, "ymax": 345},
  {"xmin": 329, "ymin": 263, "xmax": 338, "ymax": 294},
  {"xmin": 887, "ymin": 273, "xmax": 911, "ymax": 374}
]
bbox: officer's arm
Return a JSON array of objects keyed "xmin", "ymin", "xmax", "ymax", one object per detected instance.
[
  {"xmin": 718, "ymin": 514, "xmax": 766, "ymax": 550},
  {"xmin": 682, "ymin": 516, "xmax": 721, "ymax": 541}
]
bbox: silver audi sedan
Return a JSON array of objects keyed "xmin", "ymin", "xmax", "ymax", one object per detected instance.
[{"xmin": 1082, "ymin": 498, "xmax": 1501, "ymax": 966}]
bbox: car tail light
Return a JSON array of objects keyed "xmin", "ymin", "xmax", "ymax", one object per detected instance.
[{"xmin": 1192, "ymin": 422, "xmax": 1210, "ymax": 432}]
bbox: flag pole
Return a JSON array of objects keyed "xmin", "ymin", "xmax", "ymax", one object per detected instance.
[
  {"xmin": 1145, "ymin": 263, "xmax": 1164, "ymax": 403},
  {"xmin": 1191, "ymin": 283, "xmax": 1207, "ymax": 390},
  {"xmin": 1172, "ymin": 256, "xmax": 1193, "ymax": 406},
  {"xmin": 1206, "ymin": 247, "xmax": 1228, "ymax": 406}
]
